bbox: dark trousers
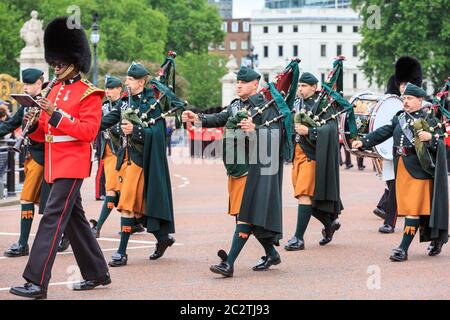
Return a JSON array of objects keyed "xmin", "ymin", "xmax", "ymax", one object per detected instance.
[
  {"xmin": 376, "ymin": 179, "xmax": 398, "ymax": 227},
  {"xmin": 23, "ymin": 178, "xmax": 108, "ymax": 289},
  {"xmin": 339, "ymin": 144, "xmax": 352, "ymax": 166}
]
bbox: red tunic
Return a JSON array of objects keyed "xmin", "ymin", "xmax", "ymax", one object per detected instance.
[{"xmin": 29, "ymin": 77, "xmax": 104, "ymax": 183}]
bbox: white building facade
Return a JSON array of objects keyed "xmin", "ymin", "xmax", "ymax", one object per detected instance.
[{"xmin": 251, "ymin": 8, "xmax": 383, "ymax": 97}]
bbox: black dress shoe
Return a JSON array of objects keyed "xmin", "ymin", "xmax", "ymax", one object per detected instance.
[
  {"xmin": 10, "ymin": 283, "xmax": 47, "ymax": 299},
  {"xmin": 378, "ymin": 224, "xmax": 395, "ymax": 234},
  {"xmin": 108, "ymin": 253, "xmax": 128, "ymax": 267},
  {"xmin": 389, "ymin": 248, "xmax": 408, "ymax": 262},
  {"xmin": 373, "ymin": 207, "xmax": 386, "ymax": 220},
  {"xmin": 252, "ymin": 253, "xmax": 281, "ymax": 271},
  {"xmin": 4, "ymin": 243, "xmax": 29, "ymax": 257},
  {"xmin": 149, "ymin": 236, "xmax": 175, "ymax": 260},
  {"xmin": 345, "ymin": 164, "xmax": 354, "ymax": 169},
  {"xmin": 73, "ymin": 273, "xmax": 111, "ymax": 291},
  {"xmin": 210, "ymin": 261, "xmax": 234, "ymax": 277},
  {"xmin": 319, "ymin": 220, "xmax": 341, "ymax": 246},
  {"xmin": 57, "ymin": 235, "xmax": 70, "ymax": 252},
  {"xmin": 284, "ymin": 236, "xmax": 305, "ymax": 251},
  {"xmin": 358, "ymin": 165, "xmax": 366, "ymax": 171},
  {"xmin": 90, "ymin": 219, "xmax": 100, "ymax": 238},
  {"xmin": 428, "ymin": 241, "xmax": 444, "ymax": 256}
]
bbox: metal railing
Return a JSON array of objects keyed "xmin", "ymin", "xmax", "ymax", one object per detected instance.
[{"xmin": 0, "ymin": 139, "xmax": 24, "ymax": 199}]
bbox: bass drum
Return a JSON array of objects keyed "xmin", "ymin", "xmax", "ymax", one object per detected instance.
[{"xmin": 341, "ymin": 93, "xmax": 403, "ymax": 160}]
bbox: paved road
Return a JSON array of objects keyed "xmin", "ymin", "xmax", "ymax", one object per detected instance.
[{"xmin": 1, "ymin": 148, "xmax": 449, "ymax": 300}]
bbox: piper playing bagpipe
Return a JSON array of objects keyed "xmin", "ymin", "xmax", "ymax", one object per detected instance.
[
  {"xmin": 204, "ymin": 60, "xmax": 300, "ymax": 278},
  {"xmin": 352, "ymin": 83, "xmax": 448, "ymax": 262},
  {"xmin": 285, "ymin": 57, "xmax": 350, "ymax": 252},
  {"xmin": 99, "ymin": 53, "xmax": 185, "ymax": 267}
]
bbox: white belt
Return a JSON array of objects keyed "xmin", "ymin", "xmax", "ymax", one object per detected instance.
[{"xmin": 45, "ymin": 134, "xmax": 78, "ymax": 143}]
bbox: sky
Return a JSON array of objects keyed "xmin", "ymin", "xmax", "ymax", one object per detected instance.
[{"xmin": 233, "ymin": 0, "xmax": 265, "ymax": 18}]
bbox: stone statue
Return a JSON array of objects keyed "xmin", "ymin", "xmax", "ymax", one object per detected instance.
[
  {"xmin": 18, "ymin": 11, "xmax": 48, "ymax": 81},
  {"xmin": 20, "ymin": 11, "xmax": 44, "ymax": 49}
]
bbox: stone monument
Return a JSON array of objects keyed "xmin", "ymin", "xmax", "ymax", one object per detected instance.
[
  {"xmin": 220, "ymin": 55, "xmax": 238, "ymax": 107},
  {"xmin": 18, "ymin": 11, "xmax": 48, "ymax": 81}
]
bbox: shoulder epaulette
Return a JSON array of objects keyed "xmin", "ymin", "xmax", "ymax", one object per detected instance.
[{"xmin": 80, "ymin": 79, "xmax": 104, "ymax": 101}]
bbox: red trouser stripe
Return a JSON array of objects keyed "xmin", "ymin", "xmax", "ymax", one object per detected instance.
[{"xmin": 40, "ymin": 180, "xmax": 78, "ymax": 286}]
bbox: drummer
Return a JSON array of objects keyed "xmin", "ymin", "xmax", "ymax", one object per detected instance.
[
  {"xmin": 285, "ymin": 72, "xmax": 342, "ymax": 251},
  {"xmin": 353, "ymin": 83, "xmax": 448, "ymax": 261}
]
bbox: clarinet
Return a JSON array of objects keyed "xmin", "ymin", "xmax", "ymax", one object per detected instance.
[{"xmin": 12, "ymin": 77, "xmax": 58, "ymax": 153}]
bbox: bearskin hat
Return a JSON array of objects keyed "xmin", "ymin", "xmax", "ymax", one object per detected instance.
[
  {"xmin": 44, "ymin": 17, "xmax": 92, "ymax": 74},
  {"xmin": 394, "ymin": 56, "xmax": 422, "ymax": 87}
]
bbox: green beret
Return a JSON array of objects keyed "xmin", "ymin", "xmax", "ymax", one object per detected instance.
[
  {"xmin": 236, "ymin": 66, "xmax": 261, "ymax": 82},
  {"xmin": 299, "ymin": 72, "xmax": 318, "ymax": 85},
  {"xmin": 403, "ymin": 82, "xmax": 427, "ymax": 98},
  {"xmin": 22, "ymin": 68, "xmax": 44, "ymax": 84},
  {"xmin": 127, "ymin": 62, "xmax": 149, "ymax": 79},
  {"xmin": 105, "ymin": 75, "xmax": 122, "ymax": 89}
]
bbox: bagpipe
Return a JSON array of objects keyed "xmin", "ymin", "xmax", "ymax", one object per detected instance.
[
  {"xmin": 426, "ymin": 78, "xmax": 450, "ymax": 140},
  {"xmin": 293, "ymin": 56, "xmax": 357, "ymax": 138},
  {"xmin": 122, "ymin": 51, "xmax": 186, "ymax": 129}
]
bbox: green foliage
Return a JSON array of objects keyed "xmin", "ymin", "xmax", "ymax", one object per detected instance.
[
  {"xmin": 178, "ymin": 52, "xmax": 226, "ymax": 110},
  {"xmin": 147, "ymin": 0, "xmax": 225, "ymax": 55},
  {"xmin": 352, "ymin": 0, "xmax": 450, "ymax": 92}
]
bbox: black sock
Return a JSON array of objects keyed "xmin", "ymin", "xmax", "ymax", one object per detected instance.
[
  {"xmin": 117, "ymin": 217, "xmax": 134, "ymax": 255},
  {"xmin": 18, "ymin": 203, "xmax": 34, "ymax": 246},
  {"xmin": 96, "ymin": 195, "xmax": 116, "ymax": 230},
  {"xmin": 295, "ymin": 205, "xmax": 312, "ymax": 241},
  {"xmin": 256, "ymin": 237, "xmax": 278, "ymax": 257},
  {"xmin": 226, "ymin": 224, "xmax": 252, "ymax": 267},
  {"xmin": 312, "ymin": 209, "xmax": 332, "ymax": 229},
  {"xmin": 399, "ymin": 218, "xmax": 421, "ymax": 252}
]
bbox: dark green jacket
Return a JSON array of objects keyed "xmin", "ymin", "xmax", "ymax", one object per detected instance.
[
  {"xmin": 201, "ymin": 98, "xmax": 251, "ymax": 177},
  {"xmin": 238, "ymin": 93, "xmax": 284, "ymax": 243},
  {"xmin": 293, "ymin": 93, "xmax": 319, "ymax": 160},
  {"xmin": 100, "ymin": 87, "xmax": 156, "ymax": 168},
  {"xmin": 362, "ymin": 110, "xmax": 448, "ymax": 242},
  {"xmin": 98, "ymin": 99, "xmax": 122, "ymax": 158},
  {"xmin": 0, "ymin": 103, "xmax": 44, "ymax": 165}
]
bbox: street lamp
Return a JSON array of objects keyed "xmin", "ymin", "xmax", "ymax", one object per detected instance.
[
  {"xmin": 90, "ymin": 13, "xmax": 100, "ymax": 86},
  {"xmin": 245, "ymin": 45, "xmax": 259, "ymax": 70}
]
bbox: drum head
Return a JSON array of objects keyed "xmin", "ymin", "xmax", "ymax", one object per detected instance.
[{"xmin": 370, "ymin": 94, "xmax": 404, "ymax": 160}]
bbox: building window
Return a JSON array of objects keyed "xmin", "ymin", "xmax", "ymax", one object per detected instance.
[
  {"xmin": 241, "ymin": 40, "xmax": 248, "ymax": 50},
  {"xmin": 263, "ymin": 73, "xmax": 270, "ymax": 83},
  {"xmin": 278, "ymin": 45, "xmax": 283, "ymax": 57},
  {"xmin": 321, "ymin": 44, "xmax": 326, "ymax": 57},
  {"xmin": 337, "ymin": 25, "xmax": 343, "ymax": 33},
  {"xmin": 321, "ymin": 73, "xmax": 325, "ymax": 83},
  {"xmin": 243, "ymin": 21, "xmax": 250, "ymax": 32},
  {"xmin": 222, "ymin": 22, "xmax": 227, "ymax": 33},
  {"xmin": 263, "ymin": 46, "xmax": 269, "ymax": 58},
  {"xmin": 353, "ymin": 74, "xmax": 358, "ymax": 89},
  {"xmin": 263, "ymin": 26, "xmax": 269, "ymax": 33},
  {"xmin": 230, "ymin": 41, "xmax": 237, "ymax": 51},
  {"xmin": 278, "ymin": 26, "xmax": 283, "ymax": 33},
  {"xmin": 232, "ymin": 21, "xmax": 239, "ymax": 33},
  {"xmin": 321, "ymin": 25, "xmax": 327, "ymax": 33},
  {"xmin": 293, "ymin": 25, "xmax": 298, "ymax": 33},
  {"xmin": 337, "ymin": 44, "xmax": 342, "ymax": 56},
  {"xmin": 293, "ymin": 45, "xmax": 298, "ymax": 57},
  {"xmin": 353, "ymin": 45, "xmax": 358, "ymax": 57},
  {"xmin": 353, "ymin": 26, "xmax": 359, "ymax": 33},
  {"xmin": 219, "ymin": 42, "xmax": 225, "ymax": 51}
]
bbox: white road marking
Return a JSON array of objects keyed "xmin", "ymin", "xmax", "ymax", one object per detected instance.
[{"xmin": 172, "ymin": 173, "xmax": 190, "ymax": 190}]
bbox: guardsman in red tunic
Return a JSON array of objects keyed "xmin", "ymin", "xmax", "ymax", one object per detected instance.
[{"xmin": 9, "ymin": 17, "xmax": 110, "ymax": 300}]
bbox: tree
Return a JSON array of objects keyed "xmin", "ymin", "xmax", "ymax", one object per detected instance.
[
  {"xmin": 177, "ymin": 52, "xmax": 226, "ymax": 110},
  {"xmin": 0, "ymin": 3, "xmax": 27, "ymax": 77},
  {"xmin": 147, "ymin": 0, "xmax": 225, "ymax": 55},
  {"xmin": 352, "ymin": 0, "xmax": 450, "ymax": 92}
]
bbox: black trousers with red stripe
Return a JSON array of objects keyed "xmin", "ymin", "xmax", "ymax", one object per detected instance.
[{"xmin": 23, "ymin": 178, "xmax": 109, "ymax": 289}]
